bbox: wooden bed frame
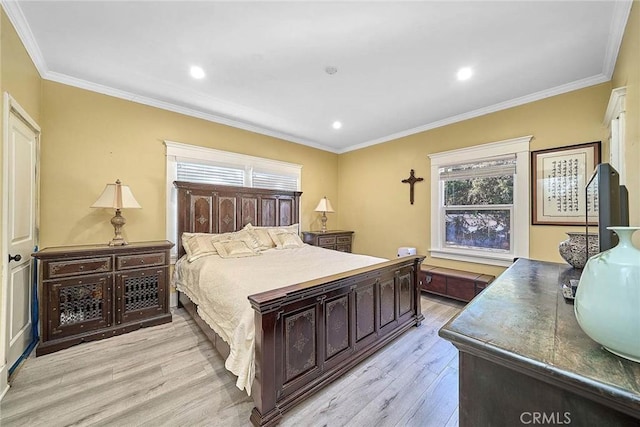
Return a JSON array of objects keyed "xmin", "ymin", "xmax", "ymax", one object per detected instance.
[{"xmin": 174, "ymin": 181, "xmax": 425, "ymax": 426}]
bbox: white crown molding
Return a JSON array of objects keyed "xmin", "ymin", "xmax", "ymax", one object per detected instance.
[
  {"xmin": 1, "ymin": 2, "xmax": 338, "ymax": 154},
  {"xmin": 340, "ymin": 73, "xmax": 609, "ymax": 154},
  {"xmin": 3, "ymin": 0, "xmax": 628, "ymax": 156},
  {"xmin": 602, "ymin": 0, "xmax": 633, "ymax": 79},
  {"xmin": 1, "ymin": 0, "xmax": 48, "ymax": 76}
]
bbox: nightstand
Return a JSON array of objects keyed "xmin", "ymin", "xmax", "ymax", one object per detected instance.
[
  {"xmin": 32, "ymin": 240, "xmax": 174, "ymax": 355},
  {"xmin": 302, "ymin": 230, "xmax": 354, "ymax": 253}
]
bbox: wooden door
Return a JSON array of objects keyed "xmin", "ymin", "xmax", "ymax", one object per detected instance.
[{"xmin": 1, "ymin": 96, "xmax": 39, "ymax": 395}]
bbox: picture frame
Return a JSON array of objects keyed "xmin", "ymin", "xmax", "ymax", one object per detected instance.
[{"xmin": 531, "ymin": 141, "xmax": 601, "ymax": 225}]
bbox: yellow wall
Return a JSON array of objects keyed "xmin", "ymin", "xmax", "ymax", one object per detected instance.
[
  {"xmin": 338, "ymin": 84, "xmax": 611, "ymax": 277},
  {"xmin": 39, "ymin": 81, "xmax": 338, "ymax": 248},
  {"xmin": 1, "ymin": 11, "xmax": 41, "ymax": 123},
  {"xmin": 612, "ymin": 2, "xmax": 640, "ymax": 230}
]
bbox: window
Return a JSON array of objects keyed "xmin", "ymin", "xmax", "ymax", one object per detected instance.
[
  {"xmin": 165, "ymin": 140, "xmax": 302, "ymax": 260},
  {"xmin": 429, "ymin": 136, "xmax": 531, "ymax": 266}
]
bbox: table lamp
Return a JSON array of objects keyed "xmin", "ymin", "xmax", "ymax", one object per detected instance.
[
  {"xmin": 91, "ymin": 179, "xmax": 141, "ymax": 246},
  {"xmin": 314, "ymin": 196, "xmax": 334, "ymax": 233}
]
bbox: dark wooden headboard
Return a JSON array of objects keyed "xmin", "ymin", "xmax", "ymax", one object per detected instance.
[{"xmin": 174, "ymin": 181, "xmax": 302, "ymax": 258}]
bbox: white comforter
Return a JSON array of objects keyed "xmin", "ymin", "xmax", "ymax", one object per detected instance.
[{"xmin": 174, "ymin": 244, "xmax": 386, "ymax": 395}]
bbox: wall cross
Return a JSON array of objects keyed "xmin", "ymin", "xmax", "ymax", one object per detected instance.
[{"xmin": 401, "ymin": 169, "xmax": 424, "ymax": 205}]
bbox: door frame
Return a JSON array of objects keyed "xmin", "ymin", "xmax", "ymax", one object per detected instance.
[{"xmin": 0, "ymin": 93, "xmax": 40, "ymax": 400}]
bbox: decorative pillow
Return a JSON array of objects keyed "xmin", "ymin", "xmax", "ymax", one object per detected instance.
[
  {"xmin": 211, "ymin": 229, "xmax": 260, "ymax": 252},
  {"xmin": 182, "ymin": 229, "xmax": 259, "ymax": 262},
  {"xmin": 181, "ymin": 233, "xmax": 218, "ymax": 262},
  {"xmin": 244, "ymin": 224, "xmax": 276, "ymax": 250},
  {"xmin": 213, "ymin": 238, "xmax": 261, "ymax": 258},
  {"xmin": 268, "ymin": 228, "xmax": 305, "ymax": 249},
  {"xmin": 245, "ymin": 223, "xmax": 300, "ymax": 250}
]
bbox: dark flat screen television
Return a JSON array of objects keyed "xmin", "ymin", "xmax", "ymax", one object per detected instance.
[{"xmin": 585, "ymin": 163, "xmax": 629, "ymax": 259}]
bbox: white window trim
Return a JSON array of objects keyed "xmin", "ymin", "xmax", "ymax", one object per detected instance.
[
  {"xmin": 164, "ymin": 140, "xmax": 302, "ymax": 262},
  {"xmin": 604, "ymin": 87, "xmax": 626, "ymax": 185},
  {"xmin": 429, "ymin": 135, "xmax": 532, "ymax": 267}
]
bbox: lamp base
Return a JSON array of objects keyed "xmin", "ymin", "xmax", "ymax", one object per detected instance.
[
  {"xmin": 108, "ymin": 237, "xmax": 128, "ymax": 246},
  {"xmin": 109, "ymin": 209, "xmax": 129, "ymax": 246},
  {"xmin": 320, "ymin": 212, "xmax": 328, "ymax": 233}
]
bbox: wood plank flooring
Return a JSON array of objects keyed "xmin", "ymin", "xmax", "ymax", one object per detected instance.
[{"xmin": 0, "ymin": 294, "xmax": 464, "ymax": 427}]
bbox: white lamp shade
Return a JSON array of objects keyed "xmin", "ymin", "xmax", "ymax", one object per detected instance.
[
  {"xmin": 314, "ymin": 197, "xmax": 334, "ymax": 213},
  {"xmin": 91, "ymin": 180, "xmax": 141, "ymax": 209}
]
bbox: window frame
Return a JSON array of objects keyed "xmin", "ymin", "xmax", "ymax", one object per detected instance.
[{"xmin": 429, "ymin": 136, "xmax": 532, "ymax": 267}]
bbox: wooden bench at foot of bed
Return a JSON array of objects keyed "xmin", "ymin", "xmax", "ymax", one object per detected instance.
[{"xmin": 248, "ymin": 255, "xmax": 425, "ymax": 426}]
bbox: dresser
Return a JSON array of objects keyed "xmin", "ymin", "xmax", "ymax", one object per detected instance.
[
  {"xmin": 302, "ymin": 230, "xmax": 353, "ymax": 252},
  {"xmin": 439, "ymin": 259, "xmax": 640, "ymax": 426},
  {"xmin": 33, "ymin": 240, "xmax": 174, "ymax": 356}
]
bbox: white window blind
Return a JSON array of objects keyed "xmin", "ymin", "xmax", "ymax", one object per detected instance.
[
  {"xmin": 252, "ymin": 171, "xmax": 299, "ymax": 191},
  {"xmin": 176, "ymin": 162, "xmax": 244, "ymax": 186},
  {"xmin": 439, "ymin": 155, "xmax": 516, "ymax": 181}
]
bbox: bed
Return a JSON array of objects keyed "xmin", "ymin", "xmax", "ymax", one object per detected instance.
[{"xmin": 173, "ymin": 181, "xmax": 425, "ymax": 426}]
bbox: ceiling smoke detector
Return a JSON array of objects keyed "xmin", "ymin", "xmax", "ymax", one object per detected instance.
[{"xmin": 325, "ymin": 66, "xmax": 338, "ymax": 75}]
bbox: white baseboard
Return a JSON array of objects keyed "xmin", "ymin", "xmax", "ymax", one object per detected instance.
[
  {"xmin": 170, "ymin": 290, "xmax": 178, "ymax": 308},
  {"xmin": 0, "ymin": 363, "xmax": 9, "ymax": 402}
]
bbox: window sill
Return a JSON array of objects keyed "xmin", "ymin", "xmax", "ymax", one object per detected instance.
[{"xmin": 429, "ymin": 248, "xmax": 516, "ymax": 267}]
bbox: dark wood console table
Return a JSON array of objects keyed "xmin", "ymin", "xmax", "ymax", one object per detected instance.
[{"xmin": 439, "ymin": 258, "xmax": 640, "ymax": 426}]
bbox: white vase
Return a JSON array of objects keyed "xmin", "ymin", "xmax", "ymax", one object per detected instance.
[{"xmin": 574, "ymin": 226, "xmax": 640, "ymax": 362}]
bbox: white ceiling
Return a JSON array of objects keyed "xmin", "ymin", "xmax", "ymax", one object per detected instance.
[{"xmin": 4, "ymin": 1, "xmax": 632, "ymax": 153}]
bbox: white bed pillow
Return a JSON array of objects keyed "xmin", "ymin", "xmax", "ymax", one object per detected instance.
[
  {"xmin": 182, "ymin": 229, "xmax": 259, "ymax": 262},
  {"xmin": 213, "ymin": 238, "xmax": 261, "ymax": 258},
  {"xmin": 244, "ymin": 224, "xmax": 276, "ymax": 250},
  {"xmin": 181, "ymin": 233, "xmax": 218, "ymax": 262},
  {"xmin": 245, "ymin": 223, "xmax": 300, "ymax": 250},
  {"xmin": 268, "ymin": 227, "xmax": 304, "ymax": 249}
]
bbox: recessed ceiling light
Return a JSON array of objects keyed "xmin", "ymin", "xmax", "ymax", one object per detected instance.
[
  {"xmin": 457, "ymin": 67, "xmax": 473, "ymax": 81},
  {"xmin": 190, "ymin": 66, "xmax": 205, "ymax": 79},
  {"xmin": 332, "ymin": 121, "xmax": 342, "ymax": 130}
]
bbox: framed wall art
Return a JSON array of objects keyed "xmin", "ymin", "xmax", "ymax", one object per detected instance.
[{"xmin": 531, "ymin": 141, "xmax": 601, "ymax": 225}]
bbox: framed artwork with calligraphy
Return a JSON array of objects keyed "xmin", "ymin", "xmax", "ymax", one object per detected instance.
[{"xmin": 531, "ymin": 141, "xmax": 601, "ymax": 225}]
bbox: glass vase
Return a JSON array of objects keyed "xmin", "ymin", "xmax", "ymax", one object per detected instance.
[{"xmin": 574, "ymin": 226, "xmax": 640, "ymax": 362}]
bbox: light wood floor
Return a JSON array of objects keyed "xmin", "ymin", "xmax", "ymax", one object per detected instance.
[{"xmin": 0, "ymin": 295, "xmax": 464, "ymax": 427}]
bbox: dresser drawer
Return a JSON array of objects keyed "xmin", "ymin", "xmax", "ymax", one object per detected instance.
[
  {"xmin": 318, "ymin": 236, "xmax": 337, "ymax": 246},
  {"xmin": 116, "ymin": 252, "xmax": 166, "ymax": 270},
  {"xmin": 336, "ymin": 236, "xmax": 351, "ymax": 244},
  {"xmin": 47, "ymin": 257, "xmax": 112, "ymax": 279}
]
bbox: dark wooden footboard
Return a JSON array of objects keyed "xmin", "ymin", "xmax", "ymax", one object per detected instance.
[
  {"xmin": 248, "ymin": 255, "xmax": 425, "ymax": 426},
  {"xmin": 173, "ymin": 181, "xmax": 425, "ymax": 425}
]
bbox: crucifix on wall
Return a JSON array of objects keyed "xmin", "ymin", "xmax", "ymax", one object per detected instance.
[{"xmin": 401, "ymin": 169, "xmax": 424, "ymax": 205}]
